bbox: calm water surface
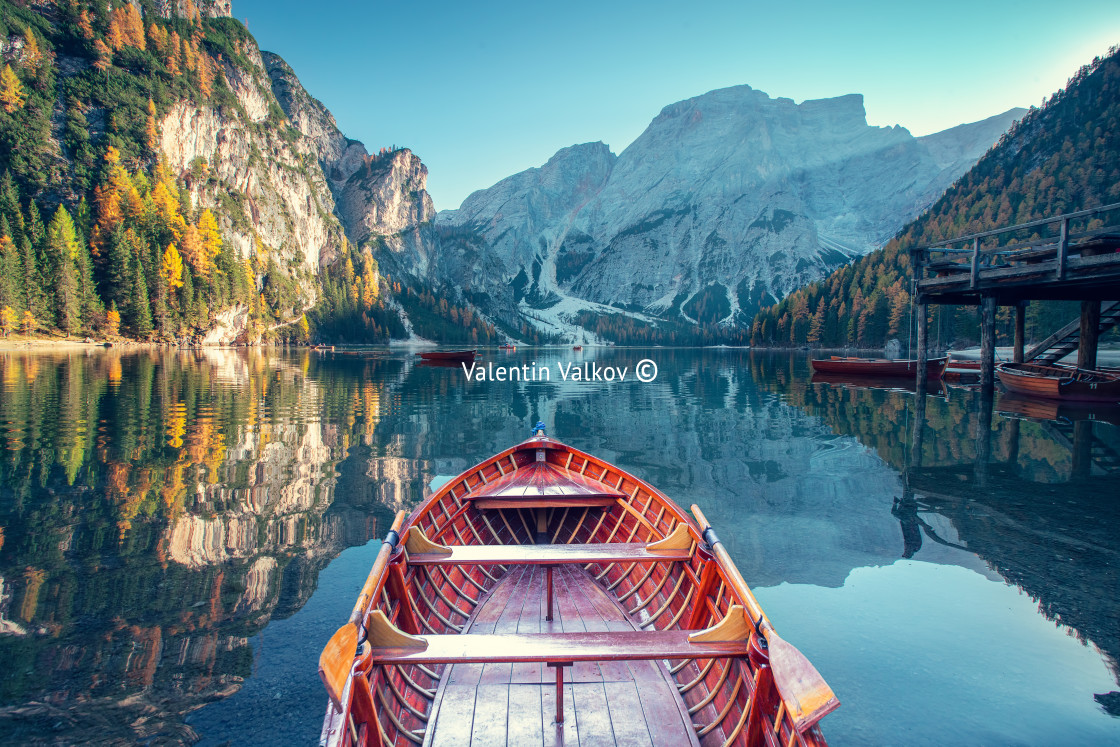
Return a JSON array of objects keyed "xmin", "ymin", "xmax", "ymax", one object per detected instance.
[{"xmin": 0, "ymin": 347, "xmax": 1117, "ymax": 745}]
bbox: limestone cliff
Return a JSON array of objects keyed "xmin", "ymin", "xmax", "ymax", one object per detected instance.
[{"xmin": 158, "ymin": 42, "xmax": 347, "ymax": 299}]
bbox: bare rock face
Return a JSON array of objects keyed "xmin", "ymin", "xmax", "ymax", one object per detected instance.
[
  {"xmin": 261, "ymin": 53, "xmax": 438, "ymax": 281},
  {"xmin": 153, "ymin": 0, "xmax": 232, "ymax": 18},
  {"xmin": 261, "ymin": 52, "xmax": 369, "ymax": 190},
  {"xmin": 158, "ymin": 40, "xmax": 347, "ymax": 307},
  {"xmin": 437, "ymin": 85, "xmax": 1026, "ymax": 327},
  {"xmin": 336, "ymin": 149, "xmax": 435, "ymax": 243}
]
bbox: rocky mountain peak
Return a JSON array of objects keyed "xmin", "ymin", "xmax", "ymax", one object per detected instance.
[
  {"xmin": 261, "ymin": 51, "xmax": 369, "ymax": 190},
  {"xmin": 435, "ymin": 86, "xmax": 1025, "ymax": 334},
  {"xmin": 336, "ymin": 148, "xmax": 435, "ymax": 246}
]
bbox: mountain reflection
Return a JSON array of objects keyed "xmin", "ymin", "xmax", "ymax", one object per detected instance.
[
  {"xmin": 1, "ymin": 348, "xmax": 1118, "ymax": 743},
  {"xmin": 0, "ymin": 350, "xmax": 392, "ymax": 744},
  {"xmin": 759, "ymin": 354, "xmax": 1120, "ymax": 705}
]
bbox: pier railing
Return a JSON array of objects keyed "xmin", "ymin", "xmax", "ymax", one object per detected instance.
[{"xmin": 911, "ymin": 201, "xmax": 1120, "ymax": 296}]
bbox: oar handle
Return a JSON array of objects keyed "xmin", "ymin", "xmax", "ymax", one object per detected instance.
[
  {"xmin": 690, "ymin": 504, "xmax": 770, "ymax": 635},
  {"xmin": 348, "ymin": 510, "xmax": 408, "ymax": 626}
]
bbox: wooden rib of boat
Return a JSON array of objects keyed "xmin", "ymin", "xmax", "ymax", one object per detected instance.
[
  {"xmin": 996, "ymin": 362, "xmax": 1120, "ymax": 403},
  {"xmin": 318, "ymin": 425, "xmax": 838, "ymax": 747},
  {"xmin": 416, "ymin": 350, "xmax": 477, "ymax": 363},
  {"xmin": 810, "ymin": 355, "xmax": 947, "ymax": 378}
]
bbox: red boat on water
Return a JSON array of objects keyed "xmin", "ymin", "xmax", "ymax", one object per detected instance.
[
  {"xmin": 996, "ymin": 362, "xmax": 1120, "ymax": 403},
  {"xmin": 810, "ymin": 356, "xmax": 947, "ymax": 379},
  {"xmin": 318, "ymin": 425, "xmax": 838, "ymax": 746},
  {"xmin": 416, "ymin": 350, "xmax": 477, "ymax": 364}
]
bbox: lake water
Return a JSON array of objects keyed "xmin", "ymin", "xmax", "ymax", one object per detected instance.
[{"xmin": 0, "ymin": 347, "xmax": 1117, "ymax": 745}]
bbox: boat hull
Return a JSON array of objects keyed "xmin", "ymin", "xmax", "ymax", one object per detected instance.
[
  {"xmin": 810, "ymin": 356, "xmax": 947, "ymax": 378},
  {"xmin": 997, "ymin": 363, "xmax": 1120, "ymax": 402},
  {"xmin": 416, "ymin": 350, "xmax": 477, "ymax": 363}
]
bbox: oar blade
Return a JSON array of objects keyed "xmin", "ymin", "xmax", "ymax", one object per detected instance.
[
  {"xmin": 767, "ymin": 628, "xmax": 840, "ymax": 732},
  {"xmin": 318, "ymin": 623, "xmax": 358, "ymax": 709}
]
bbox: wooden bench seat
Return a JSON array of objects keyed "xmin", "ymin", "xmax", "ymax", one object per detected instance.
[
  {"xmin": 407, "ymin": 541, "xmax": 692, "ymax": 566},
  {"xmin": 404, "ymin": 524, "xmax": 696, "ymax": 622},
  {"xmin": 364, "ymin": 629, "xmax": 750, "ymax": 665}
]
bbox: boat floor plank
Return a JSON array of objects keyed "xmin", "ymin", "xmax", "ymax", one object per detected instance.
[
  {"xmin": 429, "ymin": 684, "xmax": 477, "ymax": 747},
  {"xmin": 425, "ymin": 565, "xmax": 699, "ymax": 746}
]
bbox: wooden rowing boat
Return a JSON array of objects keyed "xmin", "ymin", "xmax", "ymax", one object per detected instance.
[
  {"xmin": 810, "ymin": 356, "xmax": 947, "ymax": 378},
  {"xmin": 416, "ymin": 350, "xmax": 478, "ymax": 363},
  {"xmin": 996, "ymin": 362, "xmax": 1120, "ymax": 402},
  {"xmin": 318, "ymin": 425, "xmax": 838, "ymax": 746}
]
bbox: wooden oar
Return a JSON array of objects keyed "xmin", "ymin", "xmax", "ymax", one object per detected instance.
[
  {"xmin": 318, "ymin": 510, "xmax": 407, "ymax": 708},
  {"xmin": 690, "ymin": 504, "xmax": 840, "ymax": 733}
]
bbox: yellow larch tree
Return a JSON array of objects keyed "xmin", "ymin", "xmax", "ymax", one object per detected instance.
[
  {"xmin": 160, "ymin": 243, "xmax": 184, "ymax": 293},
  {"xmin": 78, "ymin": 10, "xmax": 94, "ymax": 40},
  {"xmin": 150, "ymin": 182, "xmax": 186, "ymax": 240},
  {"xmin": 197, "ymin": 209, "xmax": 222, "ymax": 270},
  {"xmin": 0, "ymin": 66, "xmax": 26, "ymax": 113},
  {"xmin": 145, "ymin": 99, "xmax": 159, "ymax": 151},
  {"xmin": 179, "ymin": 223, "xmax": 205, "ymax": 275},
  {"xmin": 107, "ymin": 13, "xmax": 124, "ymax": 51},
  {"xmin": 0, "ymin": 306, "xmax": 14, "ymax": 337},
  {"xmin": 22, "ymin": 27, "xmax": 43, "ymax": 69},
  {"xmin": 92, "ymin": 39, "xmax": 112, "ymax": 72}
]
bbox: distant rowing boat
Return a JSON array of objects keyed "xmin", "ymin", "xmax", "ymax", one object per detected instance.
[
  {"xmin": 416, "ymin": 350, "xmax": 477, "ymax": 364},
  {"xmin": 318, "ymin": 425, "xmax": 838, "ymax": 746},
  {"xmin": 810, "ymin": 356, "xmax": 947, "ymax": 378},
  {"xmin": 996, "ymin": 362, "xmax": 1120, "ymax": 402}
]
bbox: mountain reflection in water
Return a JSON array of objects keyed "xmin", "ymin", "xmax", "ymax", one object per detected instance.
[{"xmin": 0, "ymin": 348, "xmax": 1116, "ymax": 745}]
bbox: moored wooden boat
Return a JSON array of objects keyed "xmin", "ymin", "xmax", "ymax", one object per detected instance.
[
  {"xmin": 810, "ymin": 355, "xmax": 947, "ymax": 378},
  {"xmin": 996, "ymin": 362, "xmax": 1120, "ymax": 402},
  {"xmin": 318, "ymin": 425, "xmax": 838, "ymax": 746},
  {"xmin": 416, "ymin": 350, "xmax": 478, "ymax": 363}
]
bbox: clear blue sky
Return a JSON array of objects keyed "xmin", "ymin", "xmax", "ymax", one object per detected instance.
[{"xmin": 232, "ymin": 0, "xmax": 1120, "ymax": 211}]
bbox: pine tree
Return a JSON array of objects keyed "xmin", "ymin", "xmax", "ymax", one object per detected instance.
[
  {"xmin": 0, "ymin": 173, "xmax": 23, "ymax": 239},
  {"xmin": 0, "ymin": 232, "xmax": 20, "ymax": 310},
  {"xmin": 57, "ymin": 255, "xmax": 80, "ymax": 337},
  {"xmin": 20, "ymin": 236, "xmax": 38, "ymax": 317},
  {"xmin": 0, "ymin": 65, "xmax": 26, "ymax": 114},
  {"xmin": 107, "ymin": 225, "xmax": 133, "ymax": 311},
  {"xmin": 131, "ymin": 255, "xmax": 153, "ymax": 337}
]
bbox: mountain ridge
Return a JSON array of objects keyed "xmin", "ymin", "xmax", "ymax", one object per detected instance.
[{"xmin": 434, "ymin": 84, "xmax": 1024, "ymax": 339}]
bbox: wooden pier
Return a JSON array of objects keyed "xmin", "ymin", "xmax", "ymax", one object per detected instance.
[{"xmin": 909, "ymin": 202, "xmax": 1120, "ymax": 390}]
